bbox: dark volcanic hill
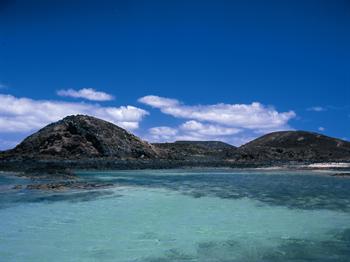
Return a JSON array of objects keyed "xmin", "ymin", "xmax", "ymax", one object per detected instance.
[
  {"xmin": 152, "ymin": 140, "xmax": 237, "ymax": 160},
  {"xmin": 3, "ymin": 115, "xmax": 159, "ymax": 159},
  {"xmin": 238, "ymin": 131, "xmax": 350, "ymax": 162},
  {"xmin": 1, "ymin": 116, "xmax": 350, "ymax": 171}
]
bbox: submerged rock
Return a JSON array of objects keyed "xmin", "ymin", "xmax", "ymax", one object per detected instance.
[
  {"xmin": 24, "ymin": 182, "xmax": 114, "ymax": 191},
  {"xmin": 331, "ymin": 173, "xmax": 350, "ymax": 177}
]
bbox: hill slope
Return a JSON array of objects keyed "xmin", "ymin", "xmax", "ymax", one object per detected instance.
[
  {"xmin": 239, "ymin": 131, "xmax": 350, "ymax": 162},
  {"xmin": 4, "ymin": 115, "xmax": 159, "ymax": 159}
]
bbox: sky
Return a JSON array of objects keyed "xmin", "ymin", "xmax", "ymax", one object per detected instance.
[{"xmin": 0, "ymin": 0, "xmax": 349, "ymax": 149}]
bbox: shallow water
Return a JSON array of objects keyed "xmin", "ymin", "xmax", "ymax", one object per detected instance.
[{"xmin": 1, "ymin": 169, "xmax": 350, "ymax": 261}]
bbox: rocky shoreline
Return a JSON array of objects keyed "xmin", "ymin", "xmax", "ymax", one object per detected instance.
[
  {"xmin": 1, "ymin": 115, "xmax": 350, "ymax": 184},
  {"xmin": 2, "ymin": 159, "xmax": 350, "ymax": 193}
]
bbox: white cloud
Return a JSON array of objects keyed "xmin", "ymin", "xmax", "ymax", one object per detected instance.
[
  {"xmin": 57, "ymin": 88, "xmax": 114, "ymax": 101},
  {"xmin": 146, "ymin": 125, "xmax": 207, "ymax": 143},
  {"xmin": 145, "ymin": 122, "xmax": 257, "ymax": 146},
  {"xmin": 148, "ymin": 126, "xmax": 178, "ymax": 141},
  {"xmin": 0, "ymin": 94, "xmax": 148, "ymax": 133},
  {"xmin": 318, "ymin": 127, "xmax": 325, "ymax": 131},
  {"xmin": 149, "ymin": 126, "xmax": 178, "ymax": 136},
  {"xmin": 139, "ymin": 95, "xmax": 295, "ymax": 130},
  {"xmin": 146, "ymin": 120, "xmax": 250, "ymax": 145},
  {"xmin": 147, "ymin": 122, "xmax": 240, "ymax": 143},
  {"xmin": 307, "ymin": 106, "xmax": 326, "ymax": 112},
  {"xmin": 180, "ymin": 120, "xmax": 241, "ymax": 136},
  {"xmin": 138, "ymin": 95, "xmax": 179, "ymax": 108},
  {"xmin": 140, "ymin": 95, "xmax": 296, "ymax": 146}
]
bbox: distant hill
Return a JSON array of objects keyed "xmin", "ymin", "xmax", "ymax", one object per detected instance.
[
  {"xmin": 2, "ymin": 115, "xmax": 159, "ymax": 159},
  {"xmin": 238, "ymin": 131, "xmax": 350, "ymax": 162},
  {"xmin": 174, "ymin": 141, "xmax": 236, "ymax": 150},
  {"xmin": 153, "ymin": 140, "xmax": 237, "ymax": 160}
]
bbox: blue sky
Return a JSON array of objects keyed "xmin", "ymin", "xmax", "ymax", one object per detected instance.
[{"xmin": 0, "ymin": 0, "xmax": 349, "ymax": 149}]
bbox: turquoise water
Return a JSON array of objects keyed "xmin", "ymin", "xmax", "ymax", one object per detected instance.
[{"xmin": 1, "ymin": 170, "xmax": 350, "ymax": 261}]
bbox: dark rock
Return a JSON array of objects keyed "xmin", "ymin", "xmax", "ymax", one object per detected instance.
[
  {"xmin": 238, "ymin": 131, "xmax": 350, "ymax": 162},
  {"xmin": 331, "ymin": 173, "xmax": 350, "ymax": 177},
  {"xmin": 2, "ymin": 115, "xmax": 158, "ymax": 160},
  {"xmin": 1, "ymin": 116, "xmax": 350, "ymax": 172},
  {"xmin": 25, "ymin": 182, "xmax": 114, "ymax": 191},
  {"xmin": 153, "ymin": 140, "xmax": 237, "ymax": 160}
]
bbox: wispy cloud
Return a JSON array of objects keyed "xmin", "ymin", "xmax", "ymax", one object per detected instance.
[
  {"xmin": 139, "ymin": 95, "xmax": 178, "ymax": 108},
  {"xmin": 139, "ymin": 95, "xmax": 295, "ymax": 130},
  {"xmin": 0, "ymin": 94, "xmax": 148, "ymax": 133},
  {"xmin": 0, "ymin": 83, "xmax": 7, "ymax": 89},
  {"xmin": 57, "ymin": 88, "xmax": 114, "ymax": 101},
  {"xmin": 307, "ymin": 106, "xmax": 326, "ymax": 112},
  {"xmin": 318, "ymin": 127, "xmax": 325, "ymax": 131}
]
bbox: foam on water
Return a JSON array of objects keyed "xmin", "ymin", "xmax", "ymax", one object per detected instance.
[{"xmin": 0, "ymin": 170, "xmax": 350, "ymax": 261}]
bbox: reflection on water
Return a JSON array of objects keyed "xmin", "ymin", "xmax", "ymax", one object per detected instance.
[{"xmin": 0, "ymin": 169, "xmax": 350, "ymax": 262}]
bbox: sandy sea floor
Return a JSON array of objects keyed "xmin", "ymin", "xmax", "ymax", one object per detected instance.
[{"xmin": 1, "ymin": 169, "xmax": 350, "ymax": 261}]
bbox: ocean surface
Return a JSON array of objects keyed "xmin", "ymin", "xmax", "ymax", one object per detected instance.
[{"xmin": 1, "ymin": 169, "xmax": 350, "ymax": 262}]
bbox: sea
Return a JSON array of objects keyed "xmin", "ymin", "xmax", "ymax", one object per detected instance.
[{"xmin": 0, "ymin": 169, "xmax": 350, "ymax": 262}]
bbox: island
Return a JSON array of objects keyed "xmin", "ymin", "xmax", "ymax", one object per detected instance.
[{"xmin": 0, "ymin": 114, "xmax": 349, "ymax": 176}]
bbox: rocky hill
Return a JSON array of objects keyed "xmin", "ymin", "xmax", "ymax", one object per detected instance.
[
  {"xmin": 153, "ymin": 140, "xmax": 237, "ymax": 160},
  {"xmin": 238, "ymin": 131, "xmax": 350, "ymax": 162},
  {"xmin": 1, "ymin": 116, "xmax": 350, "ymax": 172},
  {"xmin": 2, "ymin": 115, "xmax": 159, "ymax": 159}
]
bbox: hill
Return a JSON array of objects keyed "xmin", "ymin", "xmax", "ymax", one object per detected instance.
[
  {"xmin": 238, "ymin": 131, "xmax": 350, "ymax": 162},
  {"xmin": 2, "ymin": 115, "xmax": 159, "ymax": 159},
  {"xmin": 153, "ymin": 140, "xmax": 237, "ymax": 160},
  {"xmin": 1, "ymin": 118, "xmax": 350, "ymax": 172}
]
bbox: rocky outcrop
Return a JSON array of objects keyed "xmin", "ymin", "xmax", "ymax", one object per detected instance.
[{"xmin": 2, "ymin": 115, "xmax": 159, "ymax": 159}]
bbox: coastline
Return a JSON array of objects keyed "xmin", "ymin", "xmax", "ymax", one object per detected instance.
[
  {"xmin": 1, "ymin": 158, "xmax": 350, "ymax": 175},
  {"xmin": 1, "ymin": 160, "xmax": 350, "ymax": 193}
]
